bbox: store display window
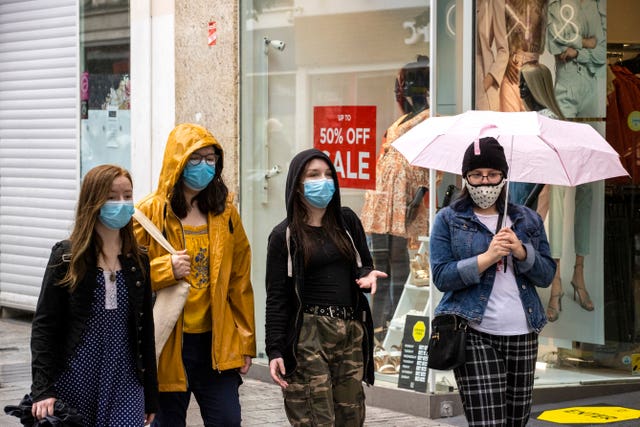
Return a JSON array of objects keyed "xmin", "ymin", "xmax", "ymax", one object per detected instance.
[
  {"xmin": 241, "ymin": 0, "xmax": 640, "ymax": 393},
  {"xmin": 79, "ymin": 0, "xmax": 131, "ymax": 177},
  {"xmin": 471, "ymin": 0, "xmax": 640, "ymax": 389},
  {"xmin": 240, "ymin": 0, "xmax": 437, "ymax": 386}
]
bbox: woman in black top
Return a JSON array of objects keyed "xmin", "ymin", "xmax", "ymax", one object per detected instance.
[{"xmin": 265, "ymin": 149, "xmax": 387, "ymax": 426}]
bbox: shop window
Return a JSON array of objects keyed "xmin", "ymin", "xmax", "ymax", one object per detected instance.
[
  {"xmin": 241, "ymin": 0, "xmax": 433, "ymax": 386},
  {"xmin": 79, "ymin": 0, "xmax": 131, "ymax": 177}
]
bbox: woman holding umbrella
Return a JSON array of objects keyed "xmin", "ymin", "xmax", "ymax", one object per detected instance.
[{"xmin": 429, "ymin": 137, "xmax": 556, "ymax": 426}]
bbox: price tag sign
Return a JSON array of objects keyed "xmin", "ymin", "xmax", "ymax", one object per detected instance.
[
  {"xmin": 397, "ymin": 314, "xmax": 429, "ymax": 393},
  {"xmin": 313, "ymin": 106, "xmax": 376, "ymax": 190}
]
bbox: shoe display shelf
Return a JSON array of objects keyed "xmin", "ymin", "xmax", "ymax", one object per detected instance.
[{"xmin": 382, "ymin": 236, "xmax": 431, "ymax": 351}]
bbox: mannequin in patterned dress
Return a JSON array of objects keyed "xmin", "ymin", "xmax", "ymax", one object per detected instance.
[{"xmin": 360, "ymin": 56, "xmax": 437, "ymax": 337}]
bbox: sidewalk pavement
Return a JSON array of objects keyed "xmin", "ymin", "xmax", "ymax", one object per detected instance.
[
  {"xmin": 0, "ymin": 308, "xmax": 455, "ymax": 427},
  {"xmin": 4, "ymin": 308, "xmax": 640, "ymax": 426}
]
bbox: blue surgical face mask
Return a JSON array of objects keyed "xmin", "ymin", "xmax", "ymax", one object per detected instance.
[
  {"xmin": 99, "ymin": 200, "xmax": 135, "ymax": 230},
  {"xmin": 183, "ymin": 162, "xmax": 215, "ymax": 191},
  {"xmin": 303, "ymin": 178, "xmax": 335, "ymax": 209}
]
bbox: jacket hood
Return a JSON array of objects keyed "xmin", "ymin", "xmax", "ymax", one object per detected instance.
[
  {"xmin": 285, "ymin": 148, "xmax": 342, "ymax": 222},
  {"xmin": 154, "ymin": 123, "xmax": 223, "ymax": 199}
]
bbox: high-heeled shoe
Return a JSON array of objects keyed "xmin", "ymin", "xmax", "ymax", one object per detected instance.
[
  {"xmin": 571, "ymin": 281, "xmax": 594, "ymax": 311},
  {"xmin": 546, "ymin": 292, "xmax": 564, "ymax": 322}
]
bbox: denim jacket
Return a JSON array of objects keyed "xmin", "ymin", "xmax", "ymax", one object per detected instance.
[{"xmin": 429, "ymin": 198, "xmax": 556, "ymax": 333}]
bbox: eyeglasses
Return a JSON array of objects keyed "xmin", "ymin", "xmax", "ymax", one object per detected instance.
[
  {"xmin": 466, "ymin": 172, "xmax": 503, "ymax": 185},
  {"xmin": 188, "ymin": 153, "xmax": 218, "ymax": 167}
]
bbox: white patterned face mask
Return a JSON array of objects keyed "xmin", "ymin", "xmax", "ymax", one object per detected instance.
[{"xmin": 464, "ymin": 179, "xmax": 506, "ymax": 209}]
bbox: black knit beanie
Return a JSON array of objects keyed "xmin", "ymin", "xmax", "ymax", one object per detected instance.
[{"xmin": 461, "ymin": 137, "xmax": 509, "ymax": 178}]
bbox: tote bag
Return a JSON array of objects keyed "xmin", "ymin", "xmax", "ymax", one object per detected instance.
[{"xmin": 133, "ymin": 209, "xmax": 190, "ymax": 363}]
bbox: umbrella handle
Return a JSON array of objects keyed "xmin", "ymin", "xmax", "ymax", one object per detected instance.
[
  {"xmin": 502, "ymin": 184, "xmax": 509, "ymax": 230},
  {"xmin": 501, "ymin": 135, "xmax": 514, "ymax": 273},
  {"xmin": 502, "ymin": 180, "xmax": 509, "ymax": 272},
  {"xmin": 502, "ymin": 134, "xmax": 514, "ymax": 231}
]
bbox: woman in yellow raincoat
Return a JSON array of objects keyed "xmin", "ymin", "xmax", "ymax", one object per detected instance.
[{"xmin": 134, "ymin": 123, "xmax": 256, "ymax": 427}]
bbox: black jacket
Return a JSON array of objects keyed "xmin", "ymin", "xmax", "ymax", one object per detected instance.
[
  {"xmin": 265, "ymin": 149, "xmax": 375, "ymax": 385},
  {"xmin": 30, "ymin": 240, "xmax": 159, "ymax": 413}
]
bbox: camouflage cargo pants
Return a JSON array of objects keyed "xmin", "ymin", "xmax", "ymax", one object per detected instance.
[{"xmin": 283, "ymin": 313, "xmax": 365, "ymax": 427}]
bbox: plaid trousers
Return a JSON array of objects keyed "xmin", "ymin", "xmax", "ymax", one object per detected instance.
[{"xmin": 454, "ymin": 328, "xmax": 538, "ymax": 427}]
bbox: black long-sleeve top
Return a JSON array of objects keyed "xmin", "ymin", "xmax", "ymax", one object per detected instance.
[{"xmin": 302, "ymin": 225, "xmax": 354, "ymax": 307}]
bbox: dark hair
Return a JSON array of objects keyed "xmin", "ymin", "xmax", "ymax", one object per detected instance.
[
  {"xmin": 289, "ymin": 161, "xmax": 355, "ymax": 266},
  {"xmin": 395, "ymin": 55, "xmax": 430, "ymax": 114},
  {"xmin": 171, "ymin": 147, "xmax": 228, "ymax": 218}
]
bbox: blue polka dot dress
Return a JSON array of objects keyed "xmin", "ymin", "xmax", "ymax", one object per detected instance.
[{"xmin": 55, "ymin": 270, "xmax": 145, "ymax": 426}]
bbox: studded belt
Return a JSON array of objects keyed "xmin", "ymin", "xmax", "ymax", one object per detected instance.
[{"xmin": 303, "ymin": 304, "xmax": 356, "ymax": 320}]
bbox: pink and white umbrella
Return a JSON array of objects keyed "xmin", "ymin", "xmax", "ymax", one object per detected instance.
[{"xmin": 392, "ymin": 110, "xmax": 628, "ymax": 187}]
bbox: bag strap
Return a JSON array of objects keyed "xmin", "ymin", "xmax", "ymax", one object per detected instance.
[
  {"xmin": 133, "ymin": 209, "xmax": 179, "ymax": 256},
  {"xmin": 455, "ymin": 315, "xmax": 468, "ymax": 331}
]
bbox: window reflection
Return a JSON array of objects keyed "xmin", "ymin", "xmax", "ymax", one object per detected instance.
[{"xmin": 80, "ymin": 0, "xmax": 131, "ymax": 177}]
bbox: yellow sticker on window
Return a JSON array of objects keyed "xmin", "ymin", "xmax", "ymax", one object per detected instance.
[{"xmin": 412, "ymin": 320, "xmax": 426, "ymax": 343}]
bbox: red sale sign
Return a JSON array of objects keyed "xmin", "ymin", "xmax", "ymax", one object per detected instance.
[{"xmin": 313, "ymin": 106, "xmax": 376, "ymax": 190}]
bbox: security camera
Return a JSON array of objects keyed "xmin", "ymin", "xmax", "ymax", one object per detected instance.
[
  {"xmin": 270, "ymin": 40, "xmax": 286, "ymax": 51},
  {"xmin": 264, "ymin": 37, "xmax": 286, "ymax": 53}
]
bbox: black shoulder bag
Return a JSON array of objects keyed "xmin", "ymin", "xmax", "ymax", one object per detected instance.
[{"xmin": 427, "ymin": 314, "xmax": 468, "ymax": 371}]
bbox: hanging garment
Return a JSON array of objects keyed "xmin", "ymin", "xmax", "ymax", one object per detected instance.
[
  {"xmin": 360, "ymin": 109, "xmax": 434, "ymax": 239},
  {"xmin": 607, "ymin": 65, "xmax": 640, "ymax": 183}
]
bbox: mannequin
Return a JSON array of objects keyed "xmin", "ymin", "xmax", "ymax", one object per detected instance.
[
  {"xmin": 517, "ymin": 63, "xmax": 564, "ymax": 322},
  {"xmin": 519, "ymin": 62, "xmax": 595, "ymax": 322},
  {"xmin": 499, "ymin": 0, "xmax": 548, "ymax": 112},
  {"xmin": 475, "ymin": 0, "xmax": 508, "ymax": 110},
  {"xmin": 512, "ymin": 62, "xmax": 565, "ymax": 213},
  {"xmin": 360, "ymin": 56, "xmax": 437, "ymax": 340},
  {"xmin": 520, "ymin": 63, "xmax": 564, "ymax": 119},
  {"xmin": 546, "ymin": 0, "xmax": 604, "ymax": 320}
]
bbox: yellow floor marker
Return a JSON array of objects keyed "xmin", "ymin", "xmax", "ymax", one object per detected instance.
[{"xmin": 538, "ymin": 406, "xmax": 640, "ymax": 424}]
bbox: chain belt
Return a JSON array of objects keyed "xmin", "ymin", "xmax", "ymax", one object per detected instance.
[{"xmin": 303, "ymin": 304, "xmax": 356, "ymax": 320}]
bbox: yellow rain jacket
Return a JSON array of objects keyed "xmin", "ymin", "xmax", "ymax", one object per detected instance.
[{"xmin": 134, "ymin": 123, "xmax": 256, "ymax": 392}]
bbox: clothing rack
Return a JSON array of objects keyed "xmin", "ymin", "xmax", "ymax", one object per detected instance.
[
  {"xmin": 607, "ymin": 42, "xmax": 640, "ymax": 58},
  {"xmin": 607, "ymin": 51, "xmax": 623, "ymax": 61},
  {"xmin": 607, "ymin": 43, "xmax": 640, "ymax": 67},
  {"xmin": 607, "ymin": 42, "xmax": 640, "ymax": 53}
]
